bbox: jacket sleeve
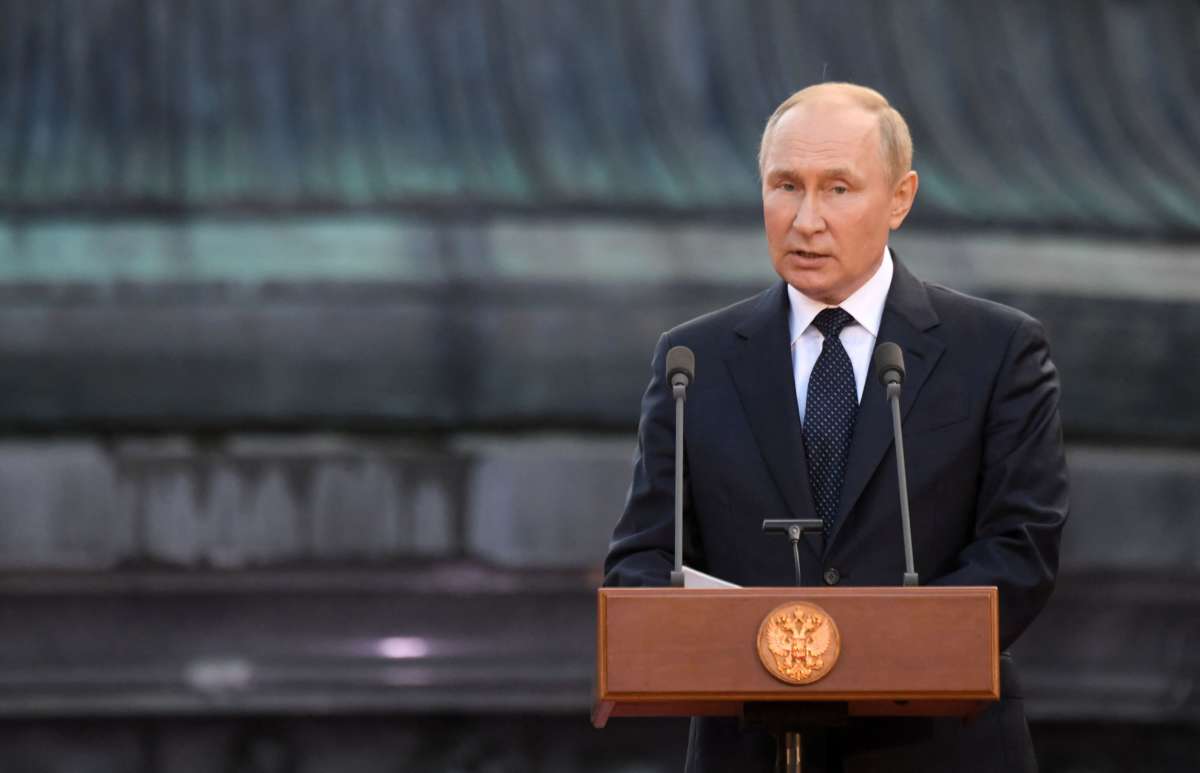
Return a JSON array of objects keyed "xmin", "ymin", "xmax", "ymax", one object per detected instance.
[
  {"xmin": 602, "ymin": 333, "xmax": 704, "ymax": 587},
  {"xmin": 930, "ymin": 315, "xmax": 1070, "ymax": 650}
]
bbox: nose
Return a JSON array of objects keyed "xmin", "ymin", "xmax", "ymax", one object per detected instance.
[{"xmin": 791, "ymin": 192, "xmax": 825, "ymax": 236}]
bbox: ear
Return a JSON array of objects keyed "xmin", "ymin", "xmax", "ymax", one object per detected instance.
[{"xmin": 888, "ymin": 170, "xmax": 919, "ymax": 230}]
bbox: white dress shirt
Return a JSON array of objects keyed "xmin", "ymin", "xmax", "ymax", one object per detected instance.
[{"xmin": 788, "ymin": 247, "xmax": 894, "ymax": 423}]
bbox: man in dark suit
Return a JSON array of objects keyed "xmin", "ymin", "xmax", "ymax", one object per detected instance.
[{"xmin": 603, "ymin": 83, "xmax": 1068, "ymax": 772}]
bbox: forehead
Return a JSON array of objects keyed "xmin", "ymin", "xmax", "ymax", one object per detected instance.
[{"xmin": 763, "ymin": 100, "xmax": 883, "ymax": 177}]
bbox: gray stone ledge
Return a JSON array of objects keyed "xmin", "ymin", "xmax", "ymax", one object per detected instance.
[
  {"xmin": 0, "ymin": 283, "xmax": 1194, "ymax": 443},
  {"xmin": 0, "ymin": 217, "xmax": 1197, "ymax": 441},
  {"xmin": 3, "ymin": 218, "xmax": 1199, "ymax": 300}
]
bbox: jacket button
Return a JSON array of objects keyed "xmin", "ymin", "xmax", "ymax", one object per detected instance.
[{"xmin": 823, "ymin": 568, "xmax": 840, "ymax": 586}]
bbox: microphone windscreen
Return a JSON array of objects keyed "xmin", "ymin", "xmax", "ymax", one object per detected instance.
[
  {"xmin": 873, "ymin": 342, "xmax": 905, "ymax": 385},
  {"xmin": 666, "ymin": 346, "xmax": 696, "ymax": 384}
]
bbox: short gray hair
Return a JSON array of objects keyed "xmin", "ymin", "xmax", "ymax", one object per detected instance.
[{"xmin": 758, "ymin": 82, "xmax": 913, "ymax": 184}]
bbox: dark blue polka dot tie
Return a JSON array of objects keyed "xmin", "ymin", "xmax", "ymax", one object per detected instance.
[{"xmin": 804, "ymin": 308, "xmax": 859, "ymax": 538}]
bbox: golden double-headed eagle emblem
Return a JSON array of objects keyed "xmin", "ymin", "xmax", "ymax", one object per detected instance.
[{"xmin": 756, "ymin": 601, "xmax": 841, "ymax": 685}]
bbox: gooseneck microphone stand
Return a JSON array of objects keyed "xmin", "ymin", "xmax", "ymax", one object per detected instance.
[
  {"xmin": 874, "ymin": 342, "xmax": 920, "ymax": 587},
  {"xmin": 665, "ymin": 346, "xmax": 694, "ymax": 588}
]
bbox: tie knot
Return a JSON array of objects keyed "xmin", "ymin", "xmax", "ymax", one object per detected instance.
[{"xmin": 812, "ymin": 307, "xmax": 855, "ymax": 338}]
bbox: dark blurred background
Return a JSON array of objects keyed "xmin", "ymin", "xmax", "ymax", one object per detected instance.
[{"xmin": 1, "ymin": 1, "xmax": 1198, "ymax": 771}]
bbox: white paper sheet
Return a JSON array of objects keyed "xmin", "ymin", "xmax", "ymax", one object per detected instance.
[{"xmin": 682, "ymin": 565, "xmax": 741, "ymax": 589}]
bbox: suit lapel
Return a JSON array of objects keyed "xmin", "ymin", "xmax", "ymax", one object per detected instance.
[
  {"xmin": 723, "ymin": 283, "xmax": 819, "ymax": 535},
  {"xmin": 826, "ymin": 258, "xmax": 944, "ymax": 549}
]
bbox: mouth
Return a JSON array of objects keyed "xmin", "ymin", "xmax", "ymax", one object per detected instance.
[{"xmin": 788, "ymin": 250, "xmax": 832, "ymax": 261}]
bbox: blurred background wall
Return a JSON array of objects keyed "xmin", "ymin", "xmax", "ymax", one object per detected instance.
[{"xmin": 1, "ymin": 0, "xmax": 1198, "ymax": 770}]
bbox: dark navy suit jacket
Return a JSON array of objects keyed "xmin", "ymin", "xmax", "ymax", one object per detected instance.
[{"xmin": 603, "ymin": 258, "xmax": 1069, "ymax": 773}]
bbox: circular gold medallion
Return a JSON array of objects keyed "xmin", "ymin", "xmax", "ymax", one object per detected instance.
[{"xmin": 756, "ymin": 601, "xmax": 841, "ymax": 685}]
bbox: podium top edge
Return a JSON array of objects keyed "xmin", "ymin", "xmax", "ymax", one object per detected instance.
[{"xmin": 598, "ymin": 586, "xmax": 998, "ymax": 598}]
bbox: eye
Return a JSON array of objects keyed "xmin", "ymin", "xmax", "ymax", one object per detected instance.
[
  {"xmin": 831, "ymin": 184, "xmax": 848, "ymax": 195},
  {"xmin": 780, "ymin": 182, "xmax": 796, "ymax": 192}
]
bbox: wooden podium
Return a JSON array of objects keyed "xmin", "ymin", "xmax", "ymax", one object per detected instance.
[{"xmin": 593, "ymin": 586, "xmax": 999, "ymax": 769}]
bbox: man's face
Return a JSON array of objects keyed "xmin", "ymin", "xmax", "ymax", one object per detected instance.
[{"xmin": 761, "ymin": 99, "xmax": 917, "ymax": 305}]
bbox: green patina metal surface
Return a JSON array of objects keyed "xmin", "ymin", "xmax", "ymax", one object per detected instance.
[
  {"xmin": 0, "ymin": 1, "xmax": 1196, "ymax": 231},
  {"xmin": 0, "ymin": 218, "xmax": 446, "ymax": 282}
]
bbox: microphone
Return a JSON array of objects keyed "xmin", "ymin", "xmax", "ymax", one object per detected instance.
[
  {"xmin": 873, "ymin": 341, "xmax": 905, "ymax": 389},
  {"xmin": 872, "ymin": 342, "xmax": 919, "ymax": 587},
  {"xmin": 762, "ymin": 518, "xmax": 823, "ymax": 586},
  {"xmin": 665, "ymin": 346, "xmax": 695, "ymax": 587},
  {"xmin": 666, "ymin": 346, "xmax": 695, "ymax": 391}
]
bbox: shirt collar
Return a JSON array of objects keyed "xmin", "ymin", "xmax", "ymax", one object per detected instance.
[{"xmin": 787, "ymin": 246, "xmax": 894, "ymax": 344}]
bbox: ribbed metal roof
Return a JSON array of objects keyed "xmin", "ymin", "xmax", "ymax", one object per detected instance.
[{"xmin": 2, "ymin": 0, "xmax": 1199, "ymax": 234}]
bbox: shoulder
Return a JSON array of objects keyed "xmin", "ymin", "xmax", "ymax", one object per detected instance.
[
  {"xmin": 924, "ymin": 281, "xmax": 1047, "ymax": 349},
  {"xmin": 917, "ymin": 281, "xmax": 1058, "ymax": 403}
]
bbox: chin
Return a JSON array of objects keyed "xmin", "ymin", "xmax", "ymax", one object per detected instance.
[{"xmin": 796, "ymin": 287, "xmax": 841, "ymax": 305}]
